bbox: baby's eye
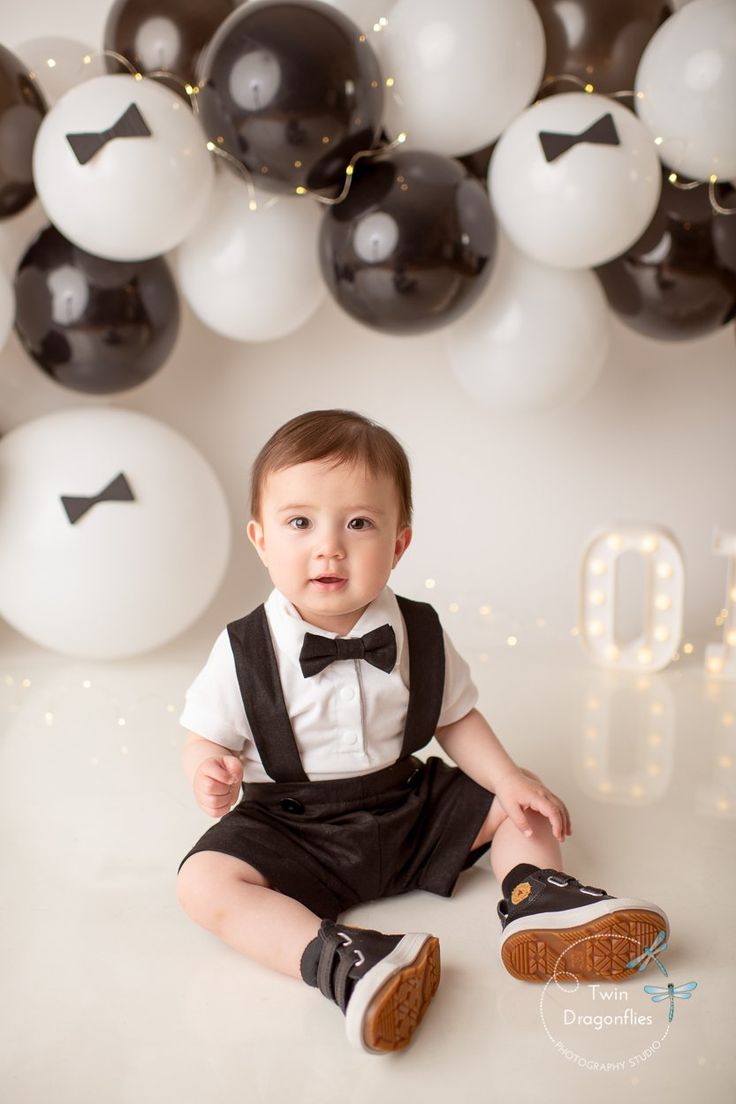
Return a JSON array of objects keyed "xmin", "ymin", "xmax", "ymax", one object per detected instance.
[
  {"xmin": 348, "ymin": 517, "xmax": 374, "ymax": 530},
  {"xmin": 288, "ymin": 517, "xmax": 310, "ymax": 530}
]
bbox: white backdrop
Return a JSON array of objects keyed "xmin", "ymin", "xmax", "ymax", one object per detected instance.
[{"xmin": 1, "ymin": 0, "xmax": 734, "ymax": 655}]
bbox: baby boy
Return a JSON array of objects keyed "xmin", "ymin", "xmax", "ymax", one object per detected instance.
[{"xmin": 176, "ymin": 409, "xmax": 668, "ymax": 1055}]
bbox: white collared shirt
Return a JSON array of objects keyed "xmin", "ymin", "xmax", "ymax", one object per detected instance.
[{"xmin": 180, "ymin": 585, "xmax": 478, "ymax": 782}]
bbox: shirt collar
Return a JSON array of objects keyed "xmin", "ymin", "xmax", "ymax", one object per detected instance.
[{"xmin": 264, "ymin": 585, "xmax": 405, "ymax": 675}]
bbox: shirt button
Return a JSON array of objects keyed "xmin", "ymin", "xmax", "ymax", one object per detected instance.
[
  {"xmin": 340, "ymin": 686, "xmax": 355, "ymax": 702},
  {"xmin": 343, "ymin": 732, "xmax": 359, "ymax": 745}
]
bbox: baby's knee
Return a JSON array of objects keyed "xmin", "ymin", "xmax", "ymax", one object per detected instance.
[
  {"xmin": 176, "ymin": 854, "xmax": 219, "ymax": 928},
  {"xmin": 176, "ymin": 851, "xmax": 270, "ymax": 928}
]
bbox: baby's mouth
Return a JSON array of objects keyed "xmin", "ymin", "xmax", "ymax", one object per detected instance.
[{"xmin": 310, "ymin": 576, "xmax": 347, "ymax": 588}]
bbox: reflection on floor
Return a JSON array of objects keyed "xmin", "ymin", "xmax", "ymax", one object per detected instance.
[{"xmin": 1, "ymin": 629, "xmax": 733, "ymax": 1104}]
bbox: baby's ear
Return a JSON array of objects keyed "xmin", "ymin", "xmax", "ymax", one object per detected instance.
[
  {"xmin": 246, "ymin": 519, "xmax": 266, "ymax": 560},
  {"xmin": 393, "ymin": 526, "xmax": 412, "ymax": 566}
]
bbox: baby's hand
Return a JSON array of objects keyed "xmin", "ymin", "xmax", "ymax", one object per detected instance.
[
  {"xmin": 193, "ymin": 755, "xmax": 243, "ymax": 818},
  {"xmin": 494, "ymin": 767, "xmax": 572, "ymax": 844}
]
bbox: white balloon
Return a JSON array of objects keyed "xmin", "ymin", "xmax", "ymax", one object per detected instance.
[
  {"xmin": 14, "ymin": 36, "xmax": 106, "ymax": 105},
  {"xmin": 635, "ymin": 0, "xmax": 736, "ymax": 181},
  {"xmin": 32, "ymin": 74, "xmax": 214, "ymax": 261},
  {"xmin": 444, "ymin": 234, "xmax": 609, "ymax": 415},
  {"xmin": 0, "ymin": 408, "xmax": 230, "ymax": 658},
  {"xmin": 380, "ymin": 0, "xmax": 545, "ymax": 156},
  {"xmin": 0, "ymin": 267, "xmax": 14, "ymax": 352},
  {"xmin": 177, "ymin": 172, "xmax": 325, "ymax": 342},
  {"xmin": 489, "ymin": 93, "xmax": 662, "ymax": 269}
]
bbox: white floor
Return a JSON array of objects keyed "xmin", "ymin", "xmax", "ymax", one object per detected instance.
[{"xmin": 1, "ymin": 623, "xmax": 734, "ymax": 1104}]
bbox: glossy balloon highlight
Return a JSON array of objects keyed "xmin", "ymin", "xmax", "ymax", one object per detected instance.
[
  {"xmin": 319, "ymin": 150, "xmax": 496, "ymax": 334},
  {"xmin": 197, "ymin": 1, "xmax": 384, "ymax": 196},
  {"xmin": 596, "ymin": 174, "xmax": 736, "ymax": 340},
  {"xmin": 14, "ymin": 224, "xmax": 180, "ymax": 394}
]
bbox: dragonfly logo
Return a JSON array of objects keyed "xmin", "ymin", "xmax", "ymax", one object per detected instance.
[
  {"xmin": 627, "ymin": 930, "xmax": 698, "ymax": 1024},
  {"xmin": 537, "ymin": 928, "xmax": 698, "ymax": 1072}
]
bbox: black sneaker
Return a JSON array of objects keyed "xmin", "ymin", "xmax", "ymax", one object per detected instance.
[
  {"xmin": 498, "ymin": 865, "xmax": 669, "ymax": 982},
  {"xmin": 305, "ymin": 919, "xmax": 440, "ymax": 1054}
]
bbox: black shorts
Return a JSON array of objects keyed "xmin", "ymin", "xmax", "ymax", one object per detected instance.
[{"xmin": 178, "ymin": 754, "xmax": 495, "ymax": 920}]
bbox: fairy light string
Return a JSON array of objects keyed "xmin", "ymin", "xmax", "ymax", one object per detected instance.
[
  {"xmin": 537, "ymin": 73, "xmax": 735, "ymax": 217},
  {"xmin": 29, "ymin": 48, "xmax": 734, "ymax": 218}
]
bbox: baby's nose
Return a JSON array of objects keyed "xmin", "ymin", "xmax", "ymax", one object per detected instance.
[{"xmin": 316, "ymin": 532, "xmax": 345, "ymax": 557}]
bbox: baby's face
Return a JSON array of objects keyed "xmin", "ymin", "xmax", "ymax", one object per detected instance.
[{"xmin": 247, "ymin": 459, "xmax": 411, "ymax": 634}]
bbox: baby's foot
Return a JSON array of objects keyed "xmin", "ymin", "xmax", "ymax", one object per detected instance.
[
  {"xmin": 301, "ymin": 919, "xmax": 440, "ymax": 1054},
  {"xmin": 497, "ymin": 863, "xmax": 669, "ymax": 983}
]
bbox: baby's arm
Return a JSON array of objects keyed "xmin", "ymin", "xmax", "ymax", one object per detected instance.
[
  {"xmin": 182, "ymin": 731, "xmax": 244, "ymax": 818},
  {"xmin": 435, "ymin": 709, "xmax": 571, "ymax": 842}
]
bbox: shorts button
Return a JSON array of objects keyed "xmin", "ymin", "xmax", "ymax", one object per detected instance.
[{"xmin": 280, "ymin": 797, "xmax": 305, "ymax": 814}]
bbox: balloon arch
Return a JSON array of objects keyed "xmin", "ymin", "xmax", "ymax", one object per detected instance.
[{"xmin": 0, "ymin": 0, "xmax": 734, "ymax": 414}]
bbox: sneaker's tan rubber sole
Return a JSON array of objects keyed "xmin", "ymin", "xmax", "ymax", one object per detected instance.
[
  {"xmin": 362, "ymin": 936, "xmax": 441, "ymax": 1052},
  {"xmin": 501, "ymin": 909, "xmax": 667, "ymax": 983}
]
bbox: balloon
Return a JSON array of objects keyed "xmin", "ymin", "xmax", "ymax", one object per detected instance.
[
  {"xmin": 458, "ymin": 143, "xmax": 496, "ymax": 184},
  {"xmin": 635, "ymin": 0, "xmax": 736, "ymax": 182},
  {"xmin": 14, "ymin": 224, "xmax": 180, "ymax": 394},
  {"xmin": 596, "ymin": 173, "xmax": 736, "ymax": 340},
  {"xmin": 103, "ymin": 0, "xmax": 237, "ymax": 94},
  {"xmin": 0, "ymin": 43, "xmax": 46, "ymax": 218},
  {"xmin": 319, "ymin": 150, "xmax": 496, "ymax": 335},
  {"xmin": 197, "ymin": 1, "xmax": 383, "ymax": 196},
  {"xmin": 0, "ymin": 407, "xmax": 230, "ymax": 659},
  {"xmin": 177, "ymin": 172, "xmax": 325, "ymax": 342},
  {"xmin": 14, "ymin": 36, "xmax": 106, "ymax": 105},
  {"xmin": 0, "ymin": 266, "xmax": 14, "ymax": 351},
  {"xmin": 489, "ymin": 93, "xmax": 662, "ymax": 268},
  {"xmin": 292, "ymin": 0, "xmax": 396, "ymax": 35},
  {"xmin": 32, "ymin": 74, "xmax": 213, "ymax": 261},
  {"xmin": 445, "ymin": 233, "xmax": 609, "ymax": 415},
  {"xmin": 380, "ymin": 0, "xmax": 545, "ymax": 157},
  {"xmin": 532, "ymin": 0, "xmax": 673, "ymax": 96}
]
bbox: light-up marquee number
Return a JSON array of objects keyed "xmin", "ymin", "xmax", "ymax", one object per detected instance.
[
  {"xmin": 580, "ymin": 525, "xmax": 684, "ymax": 672},
  {"xmin": 705, "ymin": 529, "xmax": 736, "ymax": 680}
]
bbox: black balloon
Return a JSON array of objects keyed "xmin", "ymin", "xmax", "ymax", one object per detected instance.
[
  {"xmin": 596, "ymin": 173, "xmax": 736, "ymax": 341},
  {"xmin": 197, "ymin": 0, "xmax": 383, "ymax": 196},
  {"xmin": 532, "ymin": 0, "xmax": 673, "ymax": 96},
  {"xmin": 14, "ymin": 225, "xmax": 180, "ymax": 394},
  {"xmin": 0, "ymin": 43, "xmax": 46, "ymax": 218},
  {"xmin": 104, "ymin": 0, "xmax": 238, "ymax": 97},
  {"xmin": 458, "ymin": 142, "xmax": 496, "ymax": 185},
  {"xmin": 319, "ymin": 150, "xmax": 496, "ymax": 336}
]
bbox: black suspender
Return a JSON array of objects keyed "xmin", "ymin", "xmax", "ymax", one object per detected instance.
[
  {"xmin": 227, "ymin": 595, "xmax": 445, "ymax": 782},
  {"xmin": 395, "ymin": 595, "xmax": 445, "ymax": 757},
  {"xmin": 227, "ymin": 606, "xmax": 309, "ymax": 783}
]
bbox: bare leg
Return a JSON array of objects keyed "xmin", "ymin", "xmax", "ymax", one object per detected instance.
[
  {"xmin": 489, "ymin": 809, "xmax": 562, "ymax": 887},
  {"xmin": 177, "ymin": 851, "xmax": 320, "ymax": 979},
  {"xmin": 471, "ymin": 799, "xmax": 563, "ymax": 889}
]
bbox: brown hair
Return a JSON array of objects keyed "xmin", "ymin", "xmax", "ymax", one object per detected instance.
[{"xmin": 250, "ymin": 409, "xmax": 412, "ymax": 530}]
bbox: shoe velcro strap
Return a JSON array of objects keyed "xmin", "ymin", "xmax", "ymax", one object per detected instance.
[
  {"xmin": 316, "ymin": 928, "xmax": 344, "ymax": 1004},
  {"xmin": 333, "ymin": 948, "xmax": 354, "ymax": 1013}
]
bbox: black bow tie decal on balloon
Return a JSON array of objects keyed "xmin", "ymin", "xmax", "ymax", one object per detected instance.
[
  {"xmin": 299, "ymin": 623, "xmax": 397, "ymax": 678},
  {"xmin": 66, "ymin": 103, "xmax": 152, "ymax": 166},
  {"xmin": 60, "ymin": 472, "xmax": 135, "ymax": 525},
  {"xmin": 538, "ymin": 113, "xmax": 620, "ymax": 163}
]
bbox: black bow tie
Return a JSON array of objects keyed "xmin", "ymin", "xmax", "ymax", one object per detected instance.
[
  {"xmin": 66, "ymin": 103, "xmax": 152, "ymax": 166},
  {"xmin": 299, "ymin": 623, "xmax": 397, "ymax": 678},
  {"xmin": 538, "ymin": 112, "xmax": 620, "ymax": 163},
  {"xmin": 60, "ymin": 472, "xmax": 135, "ymax": 525}
]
